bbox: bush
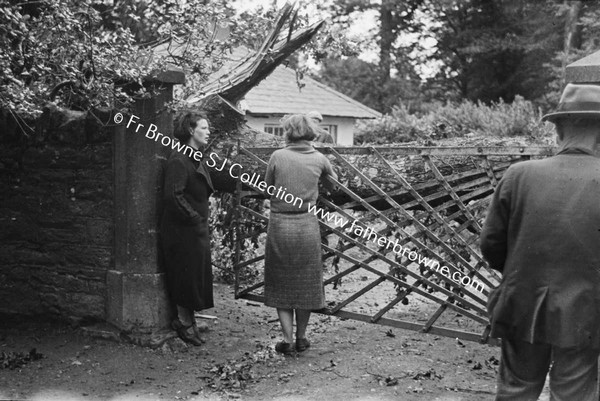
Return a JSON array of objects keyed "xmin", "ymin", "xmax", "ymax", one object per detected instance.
[
  {"xmin": 354, "ymin": 96, "xmax": 555, "ymax": 144},
  {"xmin": 209, "ymin": 194, "xmax": 264, "ymax": 285}
]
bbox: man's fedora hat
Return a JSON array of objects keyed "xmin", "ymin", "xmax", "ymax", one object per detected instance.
[{"xmin": 542, "ymin": 83, "xmax": 600, "ymax": 122}]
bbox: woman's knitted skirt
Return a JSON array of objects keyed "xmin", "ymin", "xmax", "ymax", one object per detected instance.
[{"xmin": 264, "ymin": 212, "xmax": 325, "ymax": 310}]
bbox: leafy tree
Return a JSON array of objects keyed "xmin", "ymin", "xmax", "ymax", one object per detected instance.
[
  {"xmin": 0, "ymin": 0, "xmax": 271, "ymax": 134},
  {"xmin": 542, "ymin": 1, "xmax": 600, "ymax": 108},
  {"xmin": 323, "ymin": 0, "xmax": 425, "ymax": 112},
  {"xmin": 421, "ymin": 0, "xmax": 562, "ymax": 103},
  {"xmin": 319, "ymin": 0, "xmax": 600, "ymax": 112},
  {"xmin": 421, "ymin": 0, "xmax": 600, "ymax": 107},
  {"xmin": 315, "ymin": 56, "xmax": 421, "ymax": 113}
]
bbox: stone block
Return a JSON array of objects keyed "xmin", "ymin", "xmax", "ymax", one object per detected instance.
[
  {"xmin": 566, "ymin": 50, "xmax": 600, "ymax": 83},
  {"xmin": 67, "ymin": 198, "xmax": 112, "ymax": 218},
  {"xmin": 85, "ymin": 219, "xmax": 113, "ymax": 246},
  {"xmin": 67, "ymin": 293, "xmax": 106, "ymax": 319},
  {"xmin": 60, "ymin": 245, "xmax": 112, "ymax": 268},
  {"xmin": 106, "ymin": 270, "xmax": 171, "ymax": 332}
]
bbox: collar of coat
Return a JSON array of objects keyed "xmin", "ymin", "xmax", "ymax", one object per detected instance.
[
  {"xmin": 556, "ymin": 147, "xmax": 598, "ymax": 157},
  {"xmin": 284, "ymin": 140, "xmax": 316, "ymax": 153},
  {"xmin": 196, "ymin": 161, "xmax": 214, "ymax": 191},
  {"xmin": 175, "ymin": 148, "xmax": 215, "ymax": 192}
]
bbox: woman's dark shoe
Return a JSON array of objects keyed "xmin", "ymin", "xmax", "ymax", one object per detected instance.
[
  {"xmin": 192, "ymin": 323, "xmax": 207, "ymax": 344},
  {"xmin": 275, "ymin": 341, "xmax": 295, "ymax": 355},
  {"xmin": 172, "ymin": 319, "xmax": 203, "ymax": 346},
  {"xmin": 295, "ymin": 338, "xmax": 311, "ymax": 352}
]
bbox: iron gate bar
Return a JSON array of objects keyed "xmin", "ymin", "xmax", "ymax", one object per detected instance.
[
  {"xmin": 326, "ymin": 147, "xmax": 495, "ymax": 291},
  {"xmin": 424, "ymin": 303, "xmax": 449, "ymax": 332},
  {"xmin": 480, "ymin": 157, "xmax": 499, "ymax": 187},
  {"xmin": 235, "ymin": 254, "xmax": 265, "ymax": 270},
  {"xmin": 315, "ymin": 197, "xmax": 488, "ymax": 304},
  {"xmin": 233, "ymin": 146, "xmax": 555, "ymax": 345},
  {"xmin": 235, "ymin": 291, "xmax": 499, "ymax": 345},
  {"xmin": 328, "ymin": 276, "xmax": 387, "ymax": 314},
  {"xmin": 247, "ymin": 146, "xmax": 555, "ymax": 156},
  {"xmin": 233, "ymin": 178, "xmax": 242, "ymax": 297},
  {"xmin": 424, "ymin": 156, "xmax": 482, "ymax": 232},
  {"xmin": 313, "ymin": 204, "xmax": 488, "ymax": 310},
  {"xmin": 318, "ymin": 241, "xmax": 488, "ymax": 324},
  {"xmin": 238, "ymin": 146, "xmax": 491, "ymax": 302},
  {"xmin": 235, "ymin": 184, "xmax": 489, "ymax": 314},
  {"xmin": 318, "ymin": 193, "xmax": 484, "ymax": 300},
  {"xmin": 338, "ymin": 161, "xmax": 511, "ymax": 211},
  {"xmin": 371, "ymin": 148, "xmax": 492, "ymax": 279},
  {"xmin": 317, "ymin": 183, "xmax": 491, "ymax": 301},
  {"xmin": 324, "ymin": 309, "xmax": 500, "ymax": 345}
]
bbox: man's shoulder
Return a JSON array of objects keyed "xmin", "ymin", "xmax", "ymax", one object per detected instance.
[
  {"xmin": 505, "ymin": 154, "xmax": 600, "ymax": 178},
  {"xmin": 519, "ymin": 154, "xmax": 600, "ymax": 168},
  {"xmin": 503, "ymin": 158, "xmax": 542, "ymax": 176}
]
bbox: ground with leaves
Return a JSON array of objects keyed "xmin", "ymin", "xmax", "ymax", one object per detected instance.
[{"xmin": 1, "ymin": 283, "xmax": 552, "ymax": 401}]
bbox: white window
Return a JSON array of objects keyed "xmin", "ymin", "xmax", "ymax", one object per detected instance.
[
  {"xmin": 264, "ymin": 124, "xmax": 285, "ymax": 137},
  {"xmin": 320, "ymin": 125, "xmax": 338, "ymax": 142}
]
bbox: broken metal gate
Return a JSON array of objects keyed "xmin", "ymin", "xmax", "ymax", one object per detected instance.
[{"xmin": 232, "ymin": 146, "xmax": 554, "ymax": 345}]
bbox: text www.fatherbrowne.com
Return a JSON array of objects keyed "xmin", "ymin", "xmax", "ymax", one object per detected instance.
[{"xmin": 115, "ymin": 112, "xmax": 485, "ymax": 295}]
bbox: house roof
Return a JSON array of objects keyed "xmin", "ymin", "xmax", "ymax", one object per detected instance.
[
  {"xmin": 152, "ymin": 35, "xmax": 381, "ymax": 120},
  {"xmin": 244, "ymin": 65, "xmax": 381, "ymax": 119}
]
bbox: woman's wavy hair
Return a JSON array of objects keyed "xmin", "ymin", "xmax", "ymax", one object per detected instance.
[
  {"xmin": 281, "ymin": 114, "xmax": 317, "ymax": 142},
  {"xmin": 174, "ymin": 110, "xmax": 209, "ymax": 142}
]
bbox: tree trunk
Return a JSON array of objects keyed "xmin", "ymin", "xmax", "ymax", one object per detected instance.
[
  {"xmin": 562, "ymin": 0, "xmax": 582, "ymax": 85},
  {"xmin": 378, "ymin": 0, "xmax": 394, "ymax": 111}
]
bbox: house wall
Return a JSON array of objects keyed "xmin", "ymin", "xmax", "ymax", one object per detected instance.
[{"xmin": 245, "ymin": 115, "xmax": 357, "ymax": 146}]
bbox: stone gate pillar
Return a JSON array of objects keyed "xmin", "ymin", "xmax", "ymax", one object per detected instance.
[
  {"xmin": 107, "ymin": 70, "xmax": 185, "ymax": 334},
  {"xmin": 565, "ymin": 49, "xmax": 600, "ymax": 82}
]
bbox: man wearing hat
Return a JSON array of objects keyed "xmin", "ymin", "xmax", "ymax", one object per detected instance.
[
  {"xmin": 481, "ymin": 83, "xmax": 600, "ymax": 400},
  {"xmin": 306, "ymin": 110, "xmax": 335, "ymax": 144}
]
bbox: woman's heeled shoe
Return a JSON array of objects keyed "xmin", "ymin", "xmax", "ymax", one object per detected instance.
[
  {"xmin": 275, "ymin": 341, "xmax": 295, "ymax": 355},
  {"xmin": 295, "ymin": 338, "xmax": 310, "ymax": 352},
  {"xmin": 171, "ymin": 319, "xmax": 203, "ymax": 346}
]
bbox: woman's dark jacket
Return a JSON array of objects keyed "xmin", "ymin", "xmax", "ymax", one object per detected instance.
[{"xmin": 160, "ymin": 149, "xmax": 214, "ymax": 311}]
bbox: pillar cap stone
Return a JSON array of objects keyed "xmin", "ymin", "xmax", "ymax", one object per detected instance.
[{"xmin": 566, "ymin": 50, "xmax": 600, "ymax": 83}]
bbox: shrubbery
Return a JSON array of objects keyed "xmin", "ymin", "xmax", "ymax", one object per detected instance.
[
  {"xmin": 209, "ymin": 195, "xmax": 264, "ymax": 285},
  {"xmin": 354, "ymin": 96, "xmax": 555, "ymax": 144}
]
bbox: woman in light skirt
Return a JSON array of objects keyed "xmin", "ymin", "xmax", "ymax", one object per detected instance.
[{"xmin": 264, "ymin": 114, "xmax": 337, "ymax": 354}]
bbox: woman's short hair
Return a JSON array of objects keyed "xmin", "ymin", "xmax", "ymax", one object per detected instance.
[
  {"xmin": 174, "ymin": 110, "xmax": 209, "ymax": 142},
  {"xmin": 282, "ymin": 114, "xmax": 317, "ymax": 142}
]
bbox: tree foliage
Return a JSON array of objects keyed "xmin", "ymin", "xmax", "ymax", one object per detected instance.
[
  {"xmin": 320, "ymin": 0, "xmax": 425, "ymax": 113},
  {"xmin": 317, "ymin": 0, "xmax": 600, "ymax": 114},
  {"xmin": 316, "ymin": 56, "xmax": 422, "ymax": 113},
  {"xmin": 354, "ymin": 96, "xmax": 553, "ymax": 144},
  {"xmin": 423, "ymin": 0, "xmax": 564, "ymax": 103},
  {"xmin": 0, "ymin": 0, "xmax": 271, "ymax": 133}
]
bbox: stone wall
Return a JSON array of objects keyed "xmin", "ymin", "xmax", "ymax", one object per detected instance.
[{"xmin": 0, "ymin": 106, "xmax": 114, "ymax": 323}]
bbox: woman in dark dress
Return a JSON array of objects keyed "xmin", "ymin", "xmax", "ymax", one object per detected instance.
[
  {"xmin": 161, "ymin": 111, "xmax": 214, "ymax": 346},
  {"xmin": 264, "ymin": 114, "xmax": 337, "ymax": 354}
]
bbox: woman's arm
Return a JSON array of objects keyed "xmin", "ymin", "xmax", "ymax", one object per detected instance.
[
  {"xmin": 320, "ymin": 156, "xmax": 338, "ymax": 191},
  {"xmin": 164, "ymin": 158, "xmax": 201, "ymax": 223},
  {"xmin": 265, "ymin": 154, "xmax": 277, "ymax": 189}
]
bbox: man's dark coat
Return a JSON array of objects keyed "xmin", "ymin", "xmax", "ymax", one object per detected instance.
[{"xmin": 481, "ymin": 148, "xmax": 600, "ymax": 348}]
